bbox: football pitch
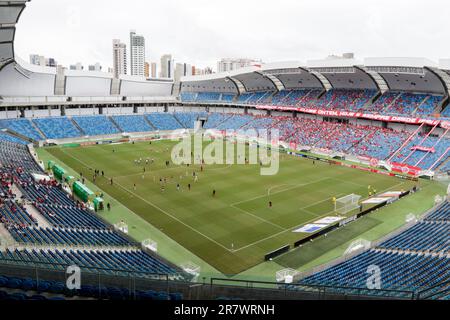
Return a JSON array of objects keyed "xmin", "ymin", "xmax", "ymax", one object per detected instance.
[{"xmin": 44, "ymin": 139, "xmax": 416, "ymax": 275}]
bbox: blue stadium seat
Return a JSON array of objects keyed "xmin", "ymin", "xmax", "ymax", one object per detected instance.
[{"xmin": 72, "ymin": 116, "xmax": 120, "ymax": 136}]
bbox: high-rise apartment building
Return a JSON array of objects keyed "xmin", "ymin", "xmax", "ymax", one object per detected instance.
[
  {"xmin": 29, "ymin": 54, "xmax": 57, "ymax": 67},
  {"xmin": 144, "ymin": 62, "xmax": 150, "ymax": 78},
  {"xmin": 69, "ymin": 62, "xmax": 84, "ymax": 71},
  {"xmin": 151, "ymin": 62, "xmax": 157, "ymax": 78},
  {"xmin": 174, "ymin": 63, "xmax": 193, "ymax": 82},
  {"xmin": 160, "ymin": 54, "xmax": 174, "ymax": 79},
  {"xmin": 88, "ymin": 63, "xmax": 102, "ymax": 72},
  {"xmin": 193, "ymin": 66, "xmax": 214, "ymax": 75},
  {"xmin": 217, "ymin": 58, "xmax": 262, "ymax": 73},
  {"xmin": 112, "ymin": 39, "xmax": 127, "ymax": 78},
  {"xmin": 130, "ymin": 30, "xmax": 145, "ymax": 76}
]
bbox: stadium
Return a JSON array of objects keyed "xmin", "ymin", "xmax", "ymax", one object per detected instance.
[{"xmin": 0, "ymin": 0, "xmax": 449, "ymax": 304}]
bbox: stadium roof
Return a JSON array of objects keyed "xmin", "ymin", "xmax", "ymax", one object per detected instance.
[
  {"xmin": 1, "ymin": 0, "xmax": 450, "ymax": 98},
  {"xmin": 182, "ymin": 57, "xmax": 450, "ymax": 96},
  {"xmin": 0, "ymin": 0, "xmax": 28, "ymax": 71}
]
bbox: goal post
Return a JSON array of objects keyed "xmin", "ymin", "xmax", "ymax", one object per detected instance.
[{"xmin": 335, "ymin": 194, "xmax": 362, "ymax": 214}]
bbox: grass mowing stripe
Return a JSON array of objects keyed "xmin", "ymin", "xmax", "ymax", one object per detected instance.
[
  {"xmin": 275, "ymin": 217, "xmax": 382, "ymax": 269},
  {"xmin": 61, "ymin": 146, "xmax": 237, "ymax": 252},
  {"xmin": 44, "ymin": 140, "xmax": 419, "ymax": 275}
]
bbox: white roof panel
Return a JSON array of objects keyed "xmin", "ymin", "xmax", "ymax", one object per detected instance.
[
  {"xmin": 307, "ymin": 58, "xmax": 362, "ymax": 68},
  {"xmin": 364, "ymin": 57, "xmax": 438, "ymax": 68}
]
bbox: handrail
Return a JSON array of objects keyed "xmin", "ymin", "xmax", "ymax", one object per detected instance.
[
  {"xmin": 402, "ymin": 123, "xmax": 438, "ymax": 163},
  {"xmin": 415, "ymin": 127, "xmax": 449, "ymax": 167},
  {"xmin": 388, "ymin": 123, "xmax": 424, "ymax": 162},
  {"xmin": 210, "ymin": 278, "xmax": 415, "ymax": 300},
  {"xmin": 0, "ymin": 256, "xmax": 182, "ymax": 281},
  {"xmin": 429, "ymin": 147, "xmax": 450, "ymax": 171},
  {"xmin": 417, "ymin": 278, "xmax": 450, "ymax": 300}
]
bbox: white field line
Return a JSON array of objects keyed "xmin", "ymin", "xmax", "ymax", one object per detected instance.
[
  {"xmin": 300, "ymin": 182, "xmax": 406, "ymax": 222},
  {"xmin": 230, "ymin": 177, "xmax": 331, "ymax": 207},
  {"xmin": 113, "ymin": 180, "xmax": 236, "ymax": 252},
  {"xmin": 60, "ymin": 148, "xmax": 410, "ymax": 254},
  {"xmin": 267, "ymin": 184, "xmax": 291, "ymax": 196},
  {"xmin": 232, "ymin": 194, "xmax": 345, "ymax": 252},
  {"xmin": 331, "ymin": 178, "xmax": 367, "ymax": 188},
  {"xmin": 230, "ymin": 204, "xmax": 287, "ymax": 231},
  {"xmin": 233, "ymin": 180, "xmax": 407, "ymax": 252},
  {"xmin": 114, "ymin": 163, "xmax": 233, "ymax": 180},
  {"xmin": 232, "ymin": 212, "xmax": 326, "ymax": 253},
  {"xmin": 60, "ymin": 148, "xmax": 235, "ymax": 252}
]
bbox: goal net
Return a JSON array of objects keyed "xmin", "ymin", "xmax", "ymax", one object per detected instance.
[
  {"xmin": 276, "ymin": 268, "xmax": 300, "ymax": 284},
  {"xmin": 344, "ymin": 239, "xmax": 371, "ymax": 255},
  {"xmin": 142, "ymin": 239, "xmax": 158, "ymax": 252},
  {"xmin": 335, "ymin": 194, "xmax": 361, "ymax": 214}
]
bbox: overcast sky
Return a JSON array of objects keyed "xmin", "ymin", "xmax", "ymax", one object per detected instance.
[{"xmin": 14, "ymin": 0, "xmax": 450, "ymax": 71}]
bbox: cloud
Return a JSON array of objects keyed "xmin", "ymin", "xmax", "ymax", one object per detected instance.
[{"xmin": 14, "ymin": 0, "xmax": 450, "ymax": 71}]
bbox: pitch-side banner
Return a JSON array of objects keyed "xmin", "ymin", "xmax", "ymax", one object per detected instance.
[
  {"xmin": 389, "ymin": 162, "xmax": 422, "ymax": 176},
  {"xmin": 257, "ymin": 105, "xmax": 449, "ymax": 128}
]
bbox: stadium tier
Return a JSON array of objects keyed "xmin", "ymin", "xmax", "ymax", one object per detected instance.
[
  {"xmin": 33, "ymin": 117, "xmax": 82, "ymax": 140},
  {"xmin": 1, "ymin": 113, "xmax": 448, "ymax": 172},
  {"xmin": 377, "ymin": 222, "xmax": 449, "ymax": 253},
  {"xmin": 183, "ymin": 89, "xmax": 446, "ymax": 119},
  {"xmin": 392, "ymin": 134, "xmax": 450, "ymax": 170},
  {"xmin": 215, "ymin": 114, "xmax": 255, "ymax": 130},
  {"xmin": 174, "ymin": 112, "xmax": 207, "ymax": 128},
  {"xmin": 180, "ymin": 92, "xmax": 236, "ymax": 103},
  {"xmin": 271, "ymin": 89, "xmax": 314, "ymax": 106},
  {"xmin": 196, "ymin": 92, "xmax": 221, "ymax": 102},
  {"xmin": 0, "ymin": 131, "xmax": 28, "ymax": 145},
  {"xmin": 1, "ymin": 248, "xmax": 179, "ymax": 276},
  {"xmin": 8, "ymin": 226, "xmax": 135, "ymax": 247},
  {"xmin": 3, "ymin": 0, "xmax": 450, "ymax": 304},
  {"xmin": 180, "ymin": 92, "xmax": 197, "ymax": 102},
  {"xmin": 240, "ymin": 115, "xmax": 274, "ymax": 131},
  {"xmin": 297, "ymin": 201, "xmax": 450, "ymax": 298},
  {"xmin": 0, "ymin": 202, "xmax": 38, "ymax": 227},
  {"xmin": 221, "ymin": 93, "xmax": 236, "ymax": 102},
  {"xmin": 349, "ymin": 128, "xmax": 411, "ymax": 160},
  {"xmin": 145, "ymin": 113, "xmax": 182, "ymax": 131},
  {"xmin": 313, "ymin": 89, "xmax": 377, "ymax": 111},
  {"xmin": 111, "ymin": 115, "xmax": 153, "ymax": 132},
  {"xmin": 72, "ymin": 116, "xmax": 120, "ymax": 136},
  {"xmin": 0, "ymin": 274, "xmax": 182, "ymax": 300},
  {"xmin": 202, "ymin": 113, "xmax": 231, "ymax": 129},
  {"xmin": 0, "ymin": 119, "xmax": 44, "ymax": 141},
  {"xmin": 0, "ymin": 139, "xmax": 185, "ymax": 284}
]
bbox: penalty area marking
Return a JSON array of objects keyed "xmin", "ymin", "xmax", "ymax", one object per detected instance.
[
  {"xmin": 58, "ymin": 148, "xmax": 411, "ymax": 255},
  {"xmin": 267, "ymin": 184, "xmax": 292, "ymax": 196},
  {"xmin": 231, "ymin": 177, "xmax": 331, "ymax": 207}
]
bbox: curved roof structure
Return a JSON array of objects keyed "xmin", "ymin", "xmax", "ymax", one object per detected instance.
[
  {"xmin": 0, "ymin": 0, "xmax": 173, "ymax": 99},
  {"xmin": 182, "ymin": 57, "xmax": 450, "ymax": 96},
  {"xmin": 1, "ymin": 0, "xmax": 450, "ymax": 100},
  {"xmin": 0, "ymin": 0, "xmax": 28, "ymax": 71}
]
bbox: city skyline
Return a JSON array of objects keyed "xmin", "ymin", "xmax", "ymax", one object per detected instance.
[{"xmin": 14, "ymin": 0, "xmax": 450, "ymax": 75}]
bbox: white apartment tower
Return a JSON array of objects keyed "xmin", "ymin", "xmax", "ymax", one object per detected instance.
[
  {"xmin": 160, "ymin": 54, "xmax": 174, "ymax": 79},
  {"xmin": 130, "ymin": 30, "xmax": 145, "ymax": 77},
  {"xmin": 112, "ymin": 39, "xmax": 127, "ymax": 78},
  {"xmin": 217, "ymin": 58, "xmax": 262, "ymax": 73},
  {"xmin": 174, "ymin": 63, "xmax": 193, "ymax": 82}
]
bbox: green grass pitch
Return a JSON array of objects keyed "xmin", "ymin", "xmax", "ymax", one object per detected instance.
[{"xmin": 44, "ymin": 139, "xmax": 416, "ymax": 275}]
